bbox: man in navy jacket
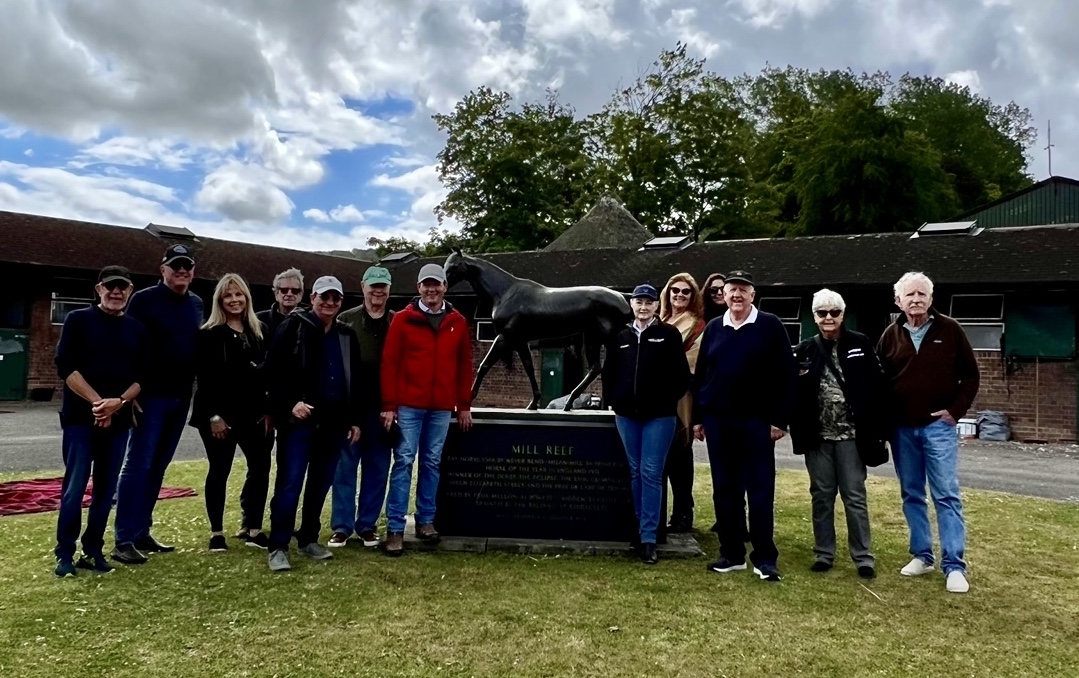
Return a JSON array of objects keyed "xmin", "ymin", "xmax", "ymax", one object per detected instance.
[
  {"xmin": 693, "ymin": 271, "xmax": 796, "ymax": 582},
  {"xmin": 113, "ymin": 244, "xmax": 203, "ymax": 565}
]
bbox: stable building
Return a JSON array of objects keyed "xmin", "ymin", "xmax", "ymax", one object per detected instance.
[
  {"xmin": 383, "ymin": 202, "xmax": 1079, "ymax": 443},
  {"xmin": 0, "ymin": 210, "xmax": 368, "ymax": 401}
]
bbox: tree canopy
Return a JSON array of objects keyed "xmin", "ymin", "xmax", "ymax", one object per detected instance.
[{"xmin": 425, "ymin": 45, "xmax": 1036, "ymax": 252}]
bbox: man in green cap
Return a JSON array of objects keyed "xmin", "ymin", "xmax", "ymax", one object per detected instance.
[{"xmin": 329, "ymin": 266, "xmax": 395, "ymax": 548}]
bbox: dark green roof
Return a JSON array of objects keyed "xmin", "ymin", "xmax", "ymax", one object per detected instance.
[
  {"xmin": 952, "ymin": 176, "xmax": 1079, "ymax": 228},
  {"xmin": 544, "ymin": 196, "xmax": 651, "ymax": 251}
]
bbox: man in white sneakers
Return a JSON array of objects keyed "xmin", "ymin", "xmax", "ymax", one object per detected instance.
[{"xmin": 877, "ymin": 272, "xmax": 980, "ymax": 594}]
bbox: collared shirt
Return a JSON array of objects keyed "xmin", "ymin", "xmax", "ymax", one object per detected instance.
[
  {"xmin": 722, "ymin": 305, "xmax": 759, "ymax": 330},
  {"xmin": 903, "ymin": 317, "xmax": 935, "ymax": 352},
  {"xmin": 418, "ymin": 299, "xmax": 444, "ymax": 314},
  {"xmin": 631, "ymin": 316, "xmax": 659, "ymax": 338}
]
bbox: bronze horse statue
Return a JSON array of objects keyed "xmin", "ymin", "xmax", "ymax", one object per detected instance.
[{"xmin": 444, "ymin": 248, "xmax": 632, "ymax": 411}]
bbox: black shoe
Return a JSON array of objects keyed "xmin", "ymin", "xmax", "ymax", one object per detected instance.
[
  {"xmin": 209, "ymin": 535, "xmax": 228, "ymax": 552},
  {"xmin": 640, "ymin": 543, "xmax": 658, "ymax": 565},
  {"xmin": 666, "ymin": 516, "xmax": 693, "ymax": 533},
  {"xmin": 111, "ymin": 544, "xmax": 148, "ymax": 565},
  {"xmin": 76, "ymin": 554, "xmax": 114, "ymax": 573},
  {"xmin": 753, "ymin": 564, "xmax": 783, "ymax": 582},
  {"xmin": 134, "ymin": 536, "xmax": 175, "ymax": 553},
  {"xmin": 707, "ymin": 558, "xmax": 747, "ymax": 574},
  {"xmin": 245, "ymin": 532, "xmax": 270, "ymax": 549},
  {"xmin": 810, "ymin": 560, "xmax": 833, "ymax": 573},
  {"xmin": 858, "ymin": 565, "xmax": 877, "ymax": 580}
]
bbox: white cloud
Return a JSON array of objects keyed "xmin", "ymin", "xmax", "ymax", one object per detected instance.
[
  {"xmin": 73, "ymin": 136, "xmax": 196, "ymax": 171},
  {"xmin": 303, "ymin": 208, "xmax": 330, "ymax": 222},
  {"xmin": 521, "ymin": 0, "xmax": 627, "ymax": 45},
  {"xmin": 945, "ymin": 69, "xmax": 983, "ymax": 93},
  {"xmin": 23, "ymin": 149, "xmax": 33, "ymax": 157},
  {"xmin": 730, "ymin": 0, "xmax": 834, "ymax": 28},
  {"xmin": 194, "ymin": 162, "xmax": 294, "ymax": 222}
]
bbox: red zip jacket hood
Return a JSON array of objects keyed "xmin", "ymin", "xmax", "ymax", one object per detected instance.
[{"xmin": 381, "ymin": 298, "xmax": 474, "ymax": 413}]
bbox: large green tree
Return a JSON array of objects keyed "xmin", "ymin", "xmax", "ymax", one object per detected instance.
[{"xmin": 433, "ymin": 87, "xmax": 596, "ymax": 252}]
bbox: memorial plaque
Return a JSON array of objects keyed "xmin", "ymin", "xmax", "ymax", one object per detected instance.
[{"xmin": 435, "ymin": 408, "xmax": 637, "ymax": 541}]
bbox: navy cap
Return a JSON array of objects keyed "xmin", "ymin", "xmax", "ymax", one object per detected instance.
[
  {"xmin": 630, "ymin": 284, "xmax": 659, "ymax": 300},
  {"xmin": 725, "ymin": 270, "xmax": 753, "ymax": 286},
  {"xmin": 162, "ymin": 244, "xmax": 195, "ymax": 265}
]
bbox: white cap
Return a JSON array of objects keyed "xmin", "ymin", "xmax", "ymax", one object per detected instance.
[
  {"xmin": 417, "ymin": 263, "xmax": 447, "ymax": 284},
  {"xmin": 312, "ymin": 275, "xmax": 343, "ymax": 295}
]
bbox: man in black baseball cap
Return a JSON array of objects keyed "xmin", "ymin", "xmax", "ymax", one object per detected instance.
[{"xmin": 113, "ymin": 244, "xmax": 204, "ymax": 564}]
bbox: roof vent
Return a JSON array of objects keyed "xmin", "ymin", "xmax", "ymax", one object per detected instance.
[
  {"xmin": 379, "ymin": 251, "xmax": 419, "ymax": 264},
  {"xmin": 910, "ymin": 221, "xmax": 982, "ymax": 239},
  {"xmin": 146, "ymin": 223, "xmax": 198, "ymax": 240},
  {"xmin": 639, "ymin": 235, "xmax": 692, "ymax": 250}
]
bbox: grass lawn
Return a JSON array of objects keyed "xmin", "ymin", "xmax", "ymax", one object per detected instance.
[{"xmin": 0, "ymin": 460, "xmax": 1077, "ymax": 678}]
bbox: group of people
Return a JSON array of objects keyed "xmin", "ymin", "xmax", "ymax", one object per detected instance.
[
  {"xmin": 53, "ymin": 246, "xmax": 473, "ymax": 575},
  {"xmin": 603, "ymin": 269, "xmax": 979, "ymax": 594},
  {"xmin": 53, "ymin": 247, "xmax": 979, "ymax": 594}
]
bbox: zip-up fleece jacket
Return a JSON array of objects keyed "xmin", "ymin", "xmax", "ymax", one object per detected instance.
[
  {"xmin": 602, "ymin": 321, "xmax": 691, "ymax": 421},
  {"xmin": 381, "ymin": 299, "xmax": 473, "ymax": 413},
  {"xmin": 876, "ymin": 310, "xmax": 980, "ymax": 428},
  {"xmin": 264, "ymin": 310, "xmax": 364, "ymax": 430}
]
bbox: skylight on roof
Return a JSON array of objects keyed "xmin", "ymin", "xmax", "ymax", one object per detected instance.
[{"xmin": 910, "ymin": 221, "xmax": 982, "ymax": 238}]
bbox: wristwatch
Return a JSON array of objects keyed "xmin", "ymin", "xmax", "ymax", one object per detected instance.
[{"xmin": 119, "ymin": 397, "xmax": 129, "ymax": 406}]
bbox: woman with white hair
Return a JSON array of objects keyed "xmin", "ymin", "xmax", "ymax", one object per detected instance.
[{"xmin": 789, "ymin": 288, "xmax": 889, "ymax": 580}]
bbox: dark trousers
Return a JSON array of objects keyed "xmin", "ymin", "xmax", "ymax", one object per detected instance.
[
  {"xmin": 198, "ymin": 422, "xmax": 273, "ymax": 533},
  {"xmin": 805, "ymin": 440, "xmax": 873, "ymax": 567},
  {"xmin": 115, "ymin": 396, "xmax": 189, "ymax": 546},
  {"xmin": 703, "ymin": 415, "xmax": 778, "ymax": 567},
  {"xmin": 664, "ymin": 431, "xmax": 695, "ymax": 523},
  {"xmin": 268, "ymin": 424, "xmax": 346, "ymax": 551},
  {"xmin": 55, "ymin": 425, "xmax": 130, "ymax": 560}
]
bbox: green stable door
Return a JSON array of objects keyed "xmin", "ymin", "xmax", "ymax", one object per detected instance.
[
  {"xmin": 0, "ymin": 330, "xmax": 29, "ymax": 401},
  {"xmin": 540, "ymin": 349, "xmax": 564, "ymax": 408}
]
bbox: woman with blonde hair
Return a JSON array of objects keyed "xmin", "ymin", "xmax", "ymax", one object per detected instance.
[
  {"xmin": 659, "ymin": 272, "xmax": 707, "ymax": 533},
  {"xmin": 190, "ymin": 273, "xmax": 273, "ymax": 552}
]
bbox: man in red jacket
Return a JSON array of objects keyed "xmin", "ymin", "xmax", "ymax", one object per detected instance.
[{"xmin": 380, "ymin": 263, "xmax": 474, "ymax": 556}]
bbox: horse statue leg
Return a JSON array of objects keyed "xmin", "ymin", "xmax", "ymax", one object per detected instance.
[
  {"xmin": 514, "ymin": 343, "xmax": 543, "ymax": 410},
  {"xmin": 471, "ymin": 334, "xmax": 510, "ymax": 402},
  {"xmin": 563, "ymin": 332, "xmax": 603, "ymax": 411}
]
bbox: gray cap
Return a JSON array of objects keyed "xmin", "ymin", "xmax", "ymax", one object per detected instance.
[
  {"xmin": 417, "ymin": 263, "xmax": 447, "ymax": 284},
  {"xmin": 311, "ymin": 275, "xmax": 344, "ymax": 295}
]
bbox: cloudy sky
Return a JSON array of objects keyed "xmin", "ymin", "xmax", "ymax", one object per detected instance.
[{"xmin": 1, "ymin": 0, "xmax": 1074, "ymax": 252}]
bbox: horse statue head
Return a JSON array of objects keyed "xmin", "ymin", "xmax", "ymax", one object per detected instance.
[{"xmin": 443, "ymin": 247, "xmax": 470, "ymax": 287}]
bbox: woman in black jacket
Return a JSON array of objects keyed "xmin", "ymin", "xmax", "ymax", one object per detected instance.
[
  {"xmin": 191, "ymin": 273, "xmax": 273, "ymax": 552},
  {"xmin": 602, "ymin": 284, "xmax": 691, "ymax": 564},
  {"xmin": 790, "ymin": 288, "xmax": 888, "ymax": 579}
]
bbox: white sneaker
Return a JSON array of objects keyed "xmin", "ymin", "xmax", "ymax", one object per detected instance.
[
  {"xmin": 900, "ymin": 558, "xmax": 935, "ymax": 576},
  {"xmin": 946, "ymin": 571, "xmax": 970, "ymax": 594}
]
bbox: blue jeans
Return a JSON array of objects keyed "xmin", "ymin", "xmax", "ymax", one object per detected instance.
[
  {"xmin": 385, "ymin": 406, "xmax": 451, "ymax": 534},
  {"xmin": 331, "ymin": 411, "xmax": 392, "ymax": 536},
  {"xmin": 892, "ymin": 419, "xmax": 967, "ymax": 574},
  {"xmin": 615, "ymin": 415, "xmax": 677, "ymax": 544},
  {"xmin": 268, "ymin": 425, "xmax": 347, "ymax": 551},
  {"xmin": 55, "ymin": 425, "xmax": 130, "ymax": 560},
  {"xmin": 114, "ymin": 396, "xmax": 189, "ymax": 546},
  {"xmin": 703, "ymin": 416, "xmax": 779, "ymax": 567}
]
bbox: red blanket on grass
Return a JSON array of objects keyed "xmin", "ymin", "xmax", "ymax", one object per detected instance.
[{"xmin": 0, "ymin": 478, "xmax": 197, "ymax": 516}]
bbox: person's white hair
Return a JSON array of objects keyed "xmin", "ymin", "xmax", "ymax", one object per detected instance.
[
  {"xmin": 893, "ymin": 271, "xmax": 934, "ymax": 298},
  {"xmin": 273, "ymin": 267, "xmax": 304, "ymax": 290},
  {"xmin": 811, "ymin": 288, "xmax": 846, "ymax": 312}
]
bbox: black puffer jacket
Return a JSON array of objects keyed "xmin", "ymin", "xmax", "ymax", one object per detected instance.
[
  {"xmin": 602, "ymin": 321, "xmax": 691, "ymax": 421},
  {"xmin": 789, "ymin": 329, "xmax": 889, "ymax": 465}
]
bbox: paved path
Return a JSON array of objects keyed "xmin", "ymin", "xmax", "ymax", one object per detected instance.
[{"xmin": 2, "ymin": 401, "xmax": 1077, "ymax": 502}]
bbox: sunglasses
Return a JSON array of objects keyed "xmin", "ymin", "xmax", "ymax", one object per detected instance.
[
  {"xmin": 670, "ymin": 286, "xmax": 693, "ymax": 296},
  {"xmin": 815, "ymin": 309, "xmax": 843, "ymax": 318},
  {"xmin": 167, "ymin": 259, "xmax": 194, "ymax": 271},
  {"xmin": 708, "ymin": 287, "xmax": 724, "ymax": 296},
  {"xmin": 318, "ymin": 292, "xmax": 343, "ymax": 303},
  {"xmin": 102, "ymin": 280, "xmax": 131, "ymax": 292},
  {"xmin": 276, "ymin": 287, "xmax": 302, "ymax": 295}
]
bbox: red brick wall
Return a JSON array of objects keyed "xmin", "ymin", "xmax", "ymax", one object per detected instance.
[
  {"xmin": 468, "ymin": 331, "xmax": 604, "ymax": 409},
  {"xmin": 27, "ymin": 292, "xmax": 64, "ymax": 395},
  {"xmin": 969, "ymin": 351, "xmax": 1077, "ymax": 443}
]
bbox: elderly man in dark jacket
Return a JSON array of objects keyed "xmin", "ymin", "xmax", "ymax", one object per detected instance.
[
  {"xmin": 263, "ymin": 275, "xmax": 363, "ymax": 572},
  {"xmin": 790, "ymin": 288, "xmax": 888, "ymax": 580}
]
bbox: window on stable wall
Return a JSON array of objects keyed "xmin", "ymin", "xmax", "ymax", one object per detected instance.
[
  {"xmin": 758, "ymin": 297, "xmax": 802, "ymax": 345},
  {"xmin": 950, "ymin": 294, "xmax": 1004, "ymax": 351},
  {"xmin": 50, "ymin": 278, "xmax": 96, "ymax": 325}
]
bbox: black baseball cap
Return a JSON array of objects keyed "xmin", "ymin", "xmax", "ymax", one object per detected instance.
[
  {"xmin": 725, "ymin": 270, "xmax": 754, "ymax": 286},
  {"xmin": 162, "ymin": 244, "xmax": 195, "ymax": 266},
  {"xmin": 98, "ymin": 265, "xmax": 132, "ymax": 285}
]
